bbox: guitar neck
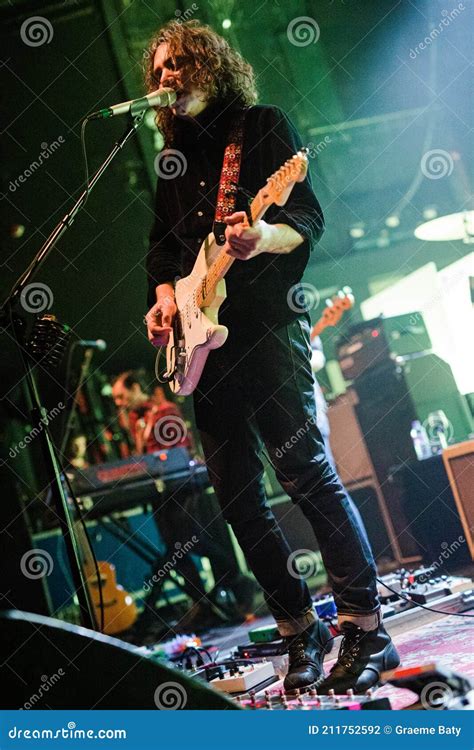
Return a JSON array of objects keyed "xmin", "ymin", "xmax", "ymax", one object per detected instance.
[
  {"xmin": 196, "ymin": 193, "xmax": 267, "ymax": 308},
  {"xmin": 310, "ymin": 320, "xmax": 326, "ymax": 340}
]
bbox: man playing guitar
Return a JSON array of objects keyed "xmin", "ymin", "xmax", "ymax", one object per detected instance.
[{"xmin": 144, "ymin": 20, "xmax": 400, "ymax": 693}]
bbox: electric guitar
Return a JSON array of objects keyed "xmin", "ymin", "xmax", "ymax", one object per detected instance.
[
  {"xmin": 156, "ymin": 150, "xmax": 309, "ymax": 395},
  {"xmin": 310, "ymin": 287, "xmax": 354, "ymax": 340}
]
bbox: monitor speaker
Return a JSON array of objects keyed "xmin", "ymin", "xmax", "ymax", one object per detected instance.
[{"xmin": 0, "ymin": 610, "xmax": 236, "ymax": 710}]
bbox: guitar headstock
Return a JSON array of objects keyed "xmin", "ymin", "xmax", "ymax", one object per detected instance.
[
  {"xmin": 259, "ymin": 149, "xmax": 308, "ymax": 208},
  {"xmin": 311, "ymin": 286, "xmax": 354, "ymax": 339}
]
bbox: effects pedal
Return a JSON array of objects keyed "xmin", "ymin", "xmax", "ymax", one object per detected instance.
[{"xmin": 210, "ymin": 661, "xmax": 275, "ymax": 693}]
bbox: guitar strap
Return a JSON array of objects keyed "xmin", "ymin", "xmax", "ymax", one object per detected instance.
[{"xmin": 213, "ymin": 109, "xmax": 247, "ymax": 246}]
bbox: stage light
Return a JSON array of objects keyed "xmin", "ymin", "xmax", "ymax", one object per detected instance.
[
  {"xmin": 376, "ymin": 230, "xmax": 390, "ymax": 248},
  {"xmin": 349, "ymin": 223, "xmax": 365, "ymax": 238},
  {"xmin": 415, "ymin": 211, "xmax": 474, "ymax": 243},
  {"xmin": 10, "ymin": 224, "xmax": 25, "ymax": 239},
  {"xmin": 222, "ymin": 19, "xmax": 232, "ymax": 29},
  {"xmin": 385, "ymin": 215, "xmax": 400, "ymax": 228},
  {"xmin": 423, "ymin": 206, "xmax": 438, "ymax": 220}
]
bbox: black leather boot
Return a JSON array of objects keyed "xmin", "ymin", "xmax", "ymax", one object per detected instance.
[
  {"xmin": 317, "ymin": 621, "xmax": 400, "ymax": 695},
  {"xmin": 283, "ymin": 619, "xmax": 333, "ymax": 692}
]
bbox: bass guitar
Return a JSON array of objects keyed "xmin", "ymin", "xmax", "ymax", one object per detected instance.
[{"xmin": 310, "ymin": 287, "xmax": 354, "ymax": 340}]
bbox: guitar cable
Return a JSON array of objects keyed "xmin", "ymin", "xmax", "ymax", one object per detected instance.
[
  {"xmin": 259, "ymin": 442, "xmax": 474, "ymax": 623},
  {"xmin": 375, "ymin": 578, "xmax": 474, "ymax": 619}
]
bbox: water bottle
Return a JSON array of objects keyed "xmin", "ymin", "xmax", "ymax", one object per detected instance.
[
  {"xmin": 425, "ymin": 410, "xmax": 451, "ymax": 452},
  {"xmin": 410, "ymin": 420, "xmax": 431, "ymax": 460}
]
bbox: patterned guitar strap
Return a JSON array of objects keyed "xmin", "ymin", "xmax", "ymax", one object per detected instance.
[{"xmin": 213, "ymin": 109, "xmax": 247, "ymax": 246}]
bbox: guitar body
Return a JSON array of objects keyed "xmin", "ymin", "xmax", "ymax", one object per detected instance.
[
  {"xmin": 159, "ymin": 234, "xmax": 229, "ymax": 396},
  {"xmin": 84, "ymin": 560, "xmax": 137, "ymax": 635}
]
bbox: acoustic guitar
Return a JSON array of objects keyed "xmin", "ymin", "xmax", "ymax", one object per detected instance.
[{"xmin": 73, "ymin": 514, "xmax": 137, "ymax": 635}]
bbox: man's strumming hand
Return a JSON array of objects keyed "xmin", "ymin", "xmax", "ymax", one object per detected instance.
[
  {"xmin": 145, "ymin": 284, "xmax": 177, "ymax": 347},
  {"xmin": 223, "ymin": 211, "xmax": 304, "ymax": 259}
]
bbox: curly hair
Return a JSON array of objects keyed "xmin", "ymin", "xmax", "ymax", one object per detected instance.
[{"xmin": 144, "ymin": 20, "xmax": 258, "ymax": 146}]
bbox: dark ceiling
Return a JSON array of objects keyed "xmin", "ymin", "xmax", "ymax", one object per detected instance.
[{"xmin": 1, "ymin": 0, "xmax": 472, "ymax": 379}]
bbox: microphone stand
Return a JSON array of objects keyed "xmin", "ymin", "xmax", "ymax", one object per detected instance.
[
  {"xmin": 59, "ymin": 346, "xmax": 95, "ymax": 460},
  {"xmin": 0, "ymin": 112, "xmax": 145, "ymax": 630}
]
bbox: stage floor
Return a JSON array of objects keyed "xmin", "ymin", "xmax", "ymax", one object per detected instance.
[{"xmin": 193, "ymin": 610, "xmax": 474, "ymax": 709}]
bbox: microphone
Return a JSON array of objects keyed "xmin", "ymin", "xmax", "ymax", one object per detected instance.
[
  {"xmin": 75, "ymin": 339, "xmax": 107, "ymax": 351},
  {"xmin": 87, "ymin": 88, "xmax": 177, "ymax": 120}
]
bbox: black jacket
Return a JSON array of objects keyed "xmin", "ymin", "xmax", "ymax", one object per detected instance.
[{"xmin": 146, "ymin": 103, "xmax": 325, "ymax": 329}]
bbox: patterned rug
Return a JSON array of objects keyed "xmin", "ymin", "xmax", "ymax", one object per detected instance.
[{"xmin": 324, "ymin": 615, "xmax": 474, "ymax": 709}]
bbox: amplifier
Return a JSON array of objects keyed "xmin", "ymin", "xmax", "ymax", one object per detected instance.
[
  {"xmin": 337, "ymin": 314, "xmax": 432, "ymax": 381},
  {"xmin": 442, "ymin": 441, "xmax": 474, "ymax": 560},
  {"xmin": 394, "ymin": 450, "xmax": 473, "ymax": 567},
  {"xmin": 327, "ymin": 390, "xmax": 417, "ymax": 564},
  {"xmin": 353, "ymin": 358, "xmax": 473, "ymax": 563}
]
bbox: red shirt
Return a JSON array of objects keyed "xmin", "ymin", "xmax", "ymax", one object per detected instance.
[{"xmin": 128, "ymin": 400, "xmax": 191, "ymax": 454}]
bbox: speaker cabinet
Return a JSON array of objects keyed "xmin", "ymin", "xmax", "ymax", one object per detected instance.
[
  {"xmin": 352, "ymin": 357, "xmax": 473, "ymax": 562},
  {"xmin": 395, "ymin": 450, "xmax": 472, "ymax": 568},
  {"xmin": 327, "ymin": 390, "xmax": 419, "ymax": 564},
  {"xmin": 443, "ymin": 441, "xmax": 474, "ymax": 560},
  {"xmin": 268, "ymin": 495, "xmax": 318, "ymax": 554},
  {"xmin": 348, "ymin": 486, "xmax": 394, "ymax": 563}
]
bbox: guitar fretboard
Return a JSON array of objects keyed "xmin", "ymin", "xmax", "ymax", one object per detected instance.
[{"xmin": 195, "ymin": 192, "xmax": 265, "ymax": 308}]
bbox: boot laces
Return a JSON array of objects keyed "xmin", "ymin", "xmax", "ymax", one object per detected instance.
[
  {"xmin": 337, "ymin": 626, "xmax": 364, "ymax": 669},
  {"xmin": 288, "ymin": 634, "xmax": 314, "ymax": 667}
]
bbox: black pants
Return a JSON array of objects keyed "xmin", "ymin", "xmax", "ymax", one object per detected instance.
[{"xmin": 193, "ymin": 314, "xmax": 380, "ymax": 635}]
